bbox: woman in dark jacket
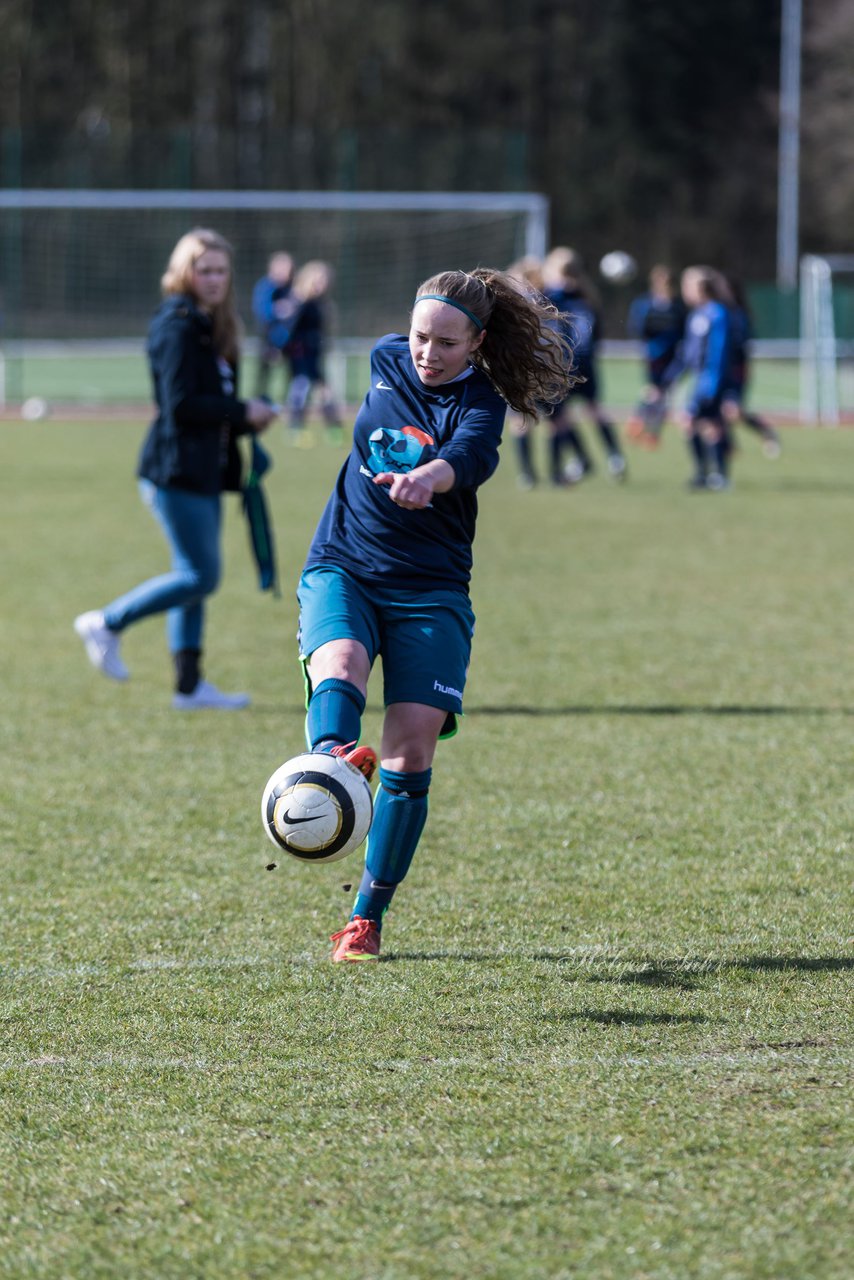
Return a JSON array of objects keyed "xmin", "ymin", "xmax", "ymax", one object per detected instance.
[{"xmin": 74, "ymin": 228, "xmax": 277, "ymax": 708}]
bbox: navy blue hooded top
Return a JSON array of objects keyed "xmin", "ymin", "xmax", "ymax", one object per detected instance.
[
  {"xmin": 304, "ymin": 335, "xmax": 505, "ymax": 592},
  {"xmin": 138, "ymin": 294, "xmax": 251, "ymax": 495}
]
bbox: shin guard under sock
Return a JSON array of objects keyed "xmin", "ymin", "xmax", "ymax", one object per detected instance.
[
  {"xmin": 563, "ymin": 426, "xmax": 592, "ymax": 471},
  {"xmin": 711, "ymin": 437, "xmax": 729, "ymax": 478},
  {"xmin": 351, "ymin": 766, "xmax": 431, "ymax": 928},
  {"xmin": 515, "ymin": 433, "xmax": 536, "ymax": 480},
  {"xmin": 688, "ymin": 432, "xmax": 706, "ymax": 479},
  {"xmin": 306, "ymin": 678, "xmax": 366, "ymax": 751},
  {"xmin": 597, "ymin": 419, "xmax": 620, "ymax": 455}
]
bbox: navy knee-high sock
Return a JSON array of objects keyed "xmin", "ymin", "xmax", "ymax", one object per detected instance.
[
  {"xmin": 688, "ymin": 432, "xmax": 706, "ymax": 479},
  {"xmin": 351, "ymin": 766, "xmax": 431, "ymax": 929},
  {"xmin": 710, "ymin": 437, "xmax": 729, "ymax": 478},
  {"xmin": 597, "ymin": 418, "xmax": 621, "ymax": 456},
  {"xmin": 564, "ymin": 426, "xmax": 593, "ymax": 470},
  {"xmin": 305, "ymin": 678, "xmax": 365, "ymax": 751},
  {"xmin": 549, "ymin": 430, "xmax": 564, "ymax": 481},
  {"xmin": 515, "ymin": 433, "xmax": 536, "ymax": 480}
]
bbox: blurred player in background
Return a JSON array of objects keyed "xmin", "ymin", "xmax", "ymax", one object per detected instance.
[
  {"xmin": 625, "ymin": 264, "xmax": 686, "ymax": 447},
  {"xmin": 722, "ymin": 276, "xmax": 782, "ymax": 459},
  {"xmin": 285, "ymin": 259, "xmax": 344, "ymax": 446},
  {"xmin": 661, "ymin": 265, "xmax": 733, "ymax": 490},
  {"xmin": 294, "ymin": 267, "xmax": 574, "ymax": 961},
  {"xmin": 252, "ymin": 250, "xmax": 297, "ymax": 400},
  {"xmin": 542, "ymin": 246, "xmax": 627, "ymax": 486},
  {"xmin": 505, "ymin": 255, "xmax": 547, "ymax": 488},
  {"xmin": 74, "ymin": 228, "xmax": 278, "ymax": 707}
]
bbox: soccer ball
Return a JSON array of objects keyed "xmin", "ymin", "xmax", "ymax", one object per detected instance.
[
  {"xmin": 21, "ymin": 396, "xmax": 49, "ymax": 420},
  {"xmin": 599, "ymin": 251, "xmax": 638, "ymax": 285},
  {"xmin": 261, "ymin": 752, "xmax": 374, "ymax": 864}
]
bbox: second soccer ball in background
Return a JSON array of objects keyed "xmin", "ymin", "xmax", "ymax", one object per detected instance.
[{"xmin": 599, "ymin": 251, "xmax": 638, "ymax": 285}]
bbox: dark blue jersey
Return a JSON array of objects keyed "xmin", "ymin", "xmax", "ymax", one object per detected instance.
[
  {"xmin": 664, "ymin": 301, "xmax": 730, "ymax": 412},
  {"xmin": 727, "ymin": 306, "xmax": 752, "ymax": 366},
  {"xmin": 289, "ymin": 298, "xmax": 326, "ymax": 359},
  {"xmin": 304, "ymin": 335, "xmax": 505, "ymax": 592},
  {"xmin": 723, "ymin": 305, "xmax": 753, "ymax": 395},
  {"xmin": 546, "ymin": 287, "xmax": 600, "ymax": 360},
  {"xmin": 288, "ymin": 297, "xmax": 328, "ymax": 381},
  {"xmin": 252, "ymin": 276, "xmax": 296, "ymax": 351},
  {"xmin": 627, "ymin": 294, "xmax": 686, "ymax": 362}
]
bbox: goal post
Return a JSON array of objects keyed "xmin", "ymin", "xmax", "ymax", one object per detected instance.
[
  {"xmin": 799, "ymin": 253, "xmax": 854, "ymax": 425},
  {"xmin": 0, "ymin": 189, "xmax": 549, "ymax": 406}
]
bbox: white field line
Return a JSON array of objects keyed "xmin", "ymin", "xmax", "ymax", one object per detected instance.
[
  {"xmin": 2, "ymin": 944, "xmax": 841, "ymax": 983},
  {"xmin": 0, "ymin": 955, "xmax": 283, "ymax": 980}
]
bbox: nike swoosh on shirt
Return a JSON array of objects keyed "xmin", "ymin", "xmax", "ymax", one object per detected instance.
[{"xmin": 375, "ymin": 379, "xmax": 393, "ymax": 390}]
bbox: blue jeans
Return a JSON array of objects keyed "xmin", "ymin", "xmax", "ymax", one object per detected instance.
[{"xmin": 103, "ymin": 481, "xmax": 221, "ymax": 653}]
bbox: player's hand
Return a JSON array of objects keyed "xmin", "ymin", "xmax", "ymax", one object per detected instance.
[
  {"xmin": 372, "ymin": 471, "xmax": 435, "ymax": 510},
  {"xmin": 245, "ymin": 397, "xmax": 279, "ymax": 431}
]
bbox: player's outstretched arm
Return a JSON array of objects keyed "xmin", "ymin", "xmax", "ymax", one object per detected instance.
[{"xmin": 372, "ymin": 459, "xmax": 455, "ymax": 509}]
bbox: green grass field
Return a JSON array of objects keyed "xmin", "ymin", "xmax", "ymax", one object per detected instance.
[
  {"xmin": 1, "ymin": 416, "xmax": 851, "ymax": 1279},
  {"xmin": 4, "ymin": 350, "xmax": 804, "ymax": 414}
]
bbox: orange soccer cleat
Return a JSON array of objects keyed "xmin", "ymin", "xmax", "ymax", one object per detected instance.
[
  {"xmin": 327, "ymin": 742, "xmax": 378, "ymax": 783},
  {"xmin": 330, "ymin": 916, "xmax": 381, "ymax": 963}
]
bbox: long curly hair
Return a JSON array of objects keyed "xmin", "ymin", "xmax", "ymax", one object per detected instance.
[
  {"xmin": 414, "ymin": 268, "xmax": 576, "ymax": 415},
  {"xmin": 161, "ymin": 228, "xmax": 241, "ymax": 365}
]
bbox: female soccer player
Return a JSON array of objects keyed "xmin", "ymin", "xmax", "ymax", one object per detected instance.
[
  {"xmin": 541, "ymin": 247, "xmax": 627, "ymax": 485},
  {"xmin": 625, "ymin": 264, "xmax": 687, "ymax": 447},
  {"xmin": 251, "ymin": 250, "xmax": 297, "ymax": 400},
  {"xmin": 722, "ymin": 276, "xmax": 782, "ymax": 459},
  {"xmin": 504, "ymin": 255, "xmax": 547, "ymax": 488},
  {"xmin": 74, "ymin": 228, "xmax": 278, "ymax": 707},
  {"xmin": 295, "ymin": 268, "xmax": 574, "ymax": 961},
  {"xmin": 664, "ymin": 265, "xmax": 733, "ymax": 490},
  {"xmin": 284, "ymin": 259, "xmax": 344, "ymax": 446}
]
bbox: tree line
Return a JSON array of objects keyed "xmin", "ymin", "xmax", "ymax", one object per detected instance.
[{"xmin": 1, "ymin": 0, "xmax": 852, "ymax": 279}]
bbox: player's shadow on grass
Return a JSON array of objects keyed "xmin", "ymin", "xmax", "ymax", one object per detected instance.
[
  {"xmin": 465, "ymin": 704, "xmax": 852, "ymax": 717},
  {"xmin": 764, "ymin": 478, "xmax": 854, "ymax": 496},
  {"xmin": 583, "ymin": 955, "xmax": 854, "ymax": 990},
  {"xmin": 250, "ymin": 702, "xmax": 853, "ymax": 719},
  {"xmin": 542, "ymin": 1009, "xmax": 708, "ymax": 1027}
]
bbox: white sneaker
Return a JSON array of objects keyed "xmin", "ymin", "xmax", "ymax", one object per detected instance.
[
  {"xmin": 74, "ymin": 610, "xmax": 129, "ymax": 681},
  {"xmin": 607, "ymin": 453, "xmax": 627, "ymax": 482},
  {"xmin": 172, "ymin": 680, "xmax": 250, "ymax": 711}
]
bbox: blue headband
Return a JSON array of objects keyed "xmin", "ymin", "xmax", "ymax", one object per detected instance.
[{"xmin": 414, "ymin": 294, "xmax": 485, "ymax": 331}]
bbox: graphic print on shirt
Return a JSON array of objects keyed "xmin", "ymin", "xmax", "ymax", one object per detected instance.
[{"xmin": 366, "ymin": 425, "xmax": 436, "ymax": 475}]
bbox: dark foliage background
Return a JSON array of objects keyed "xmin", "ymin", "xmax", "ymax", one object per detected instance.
[{"xmin": 1, "ymin": 0, "xmax": 852, "ymax": 278}]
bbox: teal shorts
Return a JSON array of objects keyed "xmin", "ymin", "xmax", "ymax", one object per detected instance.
[{"xmin": 297, "ymin": 566, "xmax": 476, "ymax": 738}]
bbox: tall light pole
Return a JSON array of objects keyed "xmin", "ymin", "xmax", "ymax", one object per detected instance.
[{"xmin": 777, "ymin": 0, "xmax": 802, "ymax": 290}]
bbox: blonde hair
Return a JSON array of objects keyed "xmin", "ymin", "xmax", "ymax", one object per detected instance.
[
  {"xmin": 506, "ymin": 255, "xmax": 546, "ymax": 296},
  {"xmin": 293, "ymin": 259, "xmax": 333, "ymax": 300},
  {"xmin": 681, "ymin": 265, "xmax": 733, "ymax": 306},
  {"xmin": 161, "ymin": 228, "xmax": 241, "ymax": 364},
  {"xmin": 542, "ymin": 245, "xmax": 583, "ymax": 289},
  {"xmin": 543, "ymin": 245, "xmax": 600, "ymax": 308},
  {"xmin": 414, "ymin": 268, "xmax": 576, "ymax": 416}
]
